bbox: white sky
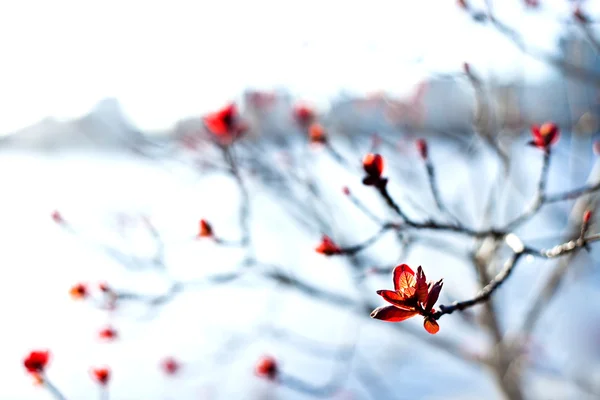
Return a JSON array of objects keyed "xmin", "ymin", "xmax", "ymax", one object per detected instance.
[{"xmin": 0, "ymin": 0, "xmax": 593, "ymax": 133}]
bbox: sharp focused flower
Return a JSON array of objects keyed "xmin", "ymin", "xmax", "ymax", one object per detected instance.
[
  {"xmin": 529, "ymin": 123, "xmax": 560, "ymax": 150},
  {"xmin": 24, "ymin": 350, "xmax": 50, "ymax": 374},
  {"xmin": 98, "ymin": 326, "xmax": 118, "ymax": 341},
  {"xmin": 315, "ymin": 235, "xmax": 342, "ymax": 256},
  {"xmin": 91, "ymin": 367, "xmax": 110, "ymax": 386},
  {"xmin": 255, "ymin": 355, "xmax": 278, "ymax": 380},
  {"xmin": 203, "ymin": 103, "xmax": 248, "ymax": 144},
  {"xmin": 308, "ymin": 123, "xmax": 327, "ymax": 144},
  {"xmin": 370, "ymin": 264, "xmax": 444, "ymax": 334},
  {"xmin": 161, "ymin": 357, "xmax": 180, "ymax": 375},
  {"xmin": 416, "ymin": 139, "xmax": 428, "ymax": 160},
  {"xmin": 198, "ymin": 219, "xmax": 213, "ymax": 238},
  {"xmin": 362, "ymin": 153, "xmax": 385, "ymax": 186},
  {"xmin": 69, "ymin": 283, "xmax": 88, "ymax": 300}
]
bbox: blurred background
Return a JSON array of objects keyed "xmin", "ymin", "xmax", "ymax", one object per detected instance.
[{"xmin": 2, "ymin": 0, "xmax": 600, "ymax": 399}]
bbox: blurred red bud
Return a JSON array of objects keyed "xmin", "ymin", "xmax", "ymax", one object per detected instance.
[
  {"xmin": 51, "ymin": 210, "xmax": 64, "ymax": 224},
  {"xmin": 91, "ymin": 367, "xmax": 111, "ymax": 385},
  {"xmin": 584, "ymin": 210, "xmax": 593, "ymax": 224},
  {"xmin": 198, "ymin": 219, "xmax": 213, "ymax": 238},
  {"xmin": 342, "ymin": 186, "xmax": 350, "ymax": 196},
  {"xmin": 162, "ymin": 357, "xmax": 180, "ymax": 375},
  {"xmin": 255, "ymin": 355, "xmax": 278, "ymax": 380},
  {"xmin": 362, "ymin": 153, "xmax": 384, "ymax": 178},
  {"xmin": 416, "ymin": 139, "xmax": 428, "ymax": 160},
  {"xmin": 293, "ymin": 103, "xmax": 315, "ymax": 126},
  {"xmin": 98, "ymin": 326, "xmax": 118, "ymax": 341},
  {"xmin": 69, "ymin": 283, "xmax": 88, "ymax": 300},
  {"xmin": 309, "ymin": 123, "xmax": 327, "ymax": 144}
]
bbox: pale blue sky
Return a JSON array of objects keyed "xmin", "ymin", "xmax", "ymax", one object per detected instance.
[{"xmin": 0, "ymin": 0, "xmax": 594, "ymax": 133}]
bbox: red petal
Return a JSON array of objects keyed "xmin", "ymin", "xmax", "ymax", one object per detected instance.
[
  {"xmin": 376, "ymin": 290, "xmax": 414, "ymax": 309},
  {"xmin": 415, "ymin": 266, "xmax": 428, "ymax": 304},
  {"xmin": 393, "ymin": 264, "xmax": 415, "ymax": 291},
  {"xmin": 370, "ymin": 306, "xmax": 417, "ymax": 322},
  {"xmin": 530, "ymin": 125, "xmax": 541, "ymax": 140},
  {"xmin": 423, "ymin": 317, "xmax": 440, "ymax": 334},
  {"xmin": 425, "ymin": 279, "xmax": 443, "ymax": 312}
]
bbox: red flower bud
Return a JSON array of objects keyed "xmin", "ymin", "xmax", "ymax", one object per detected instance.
[
  {"xmin": 342, "ymin": 186, "xmax": 350, "ymax": 196},
  {"xmin": 315, "ymin": 235, "xmax": 342, "ymax": 256},
  {"xmin": 584, "ymin": 210, "xmax": 593, "ymax": 224},
  {"xmin": 24, "ymin": 350, "xmax": 50, "ymax": 374},
  {"xmin": 198, "ymin": 219, "xmax": 213, "ymax": 238},
  {"xmin": 161, "ymin": 357, "xmax": 180, "ymax": 375},
  {"xmin": 203, "ymin": 103, "xmax": 248, "ymax": 144},
  {"xmin": 529, "ymin": 123, "xmax": 560, "ymax": 150},
  {"xmin": 91, "ymin": 367, "xmax": 111, "ymax": 386},
  {"xmin": 309, "ymin": 123, "xmax": 327, "ymax": 144},
  {"xmin": 416, "ymin": 139, "xmax": 428, "ymax": 160},
  {"xmin": 51, "ymin": 210, "xmax": 64, "ymax": 224},
  {"xmin": 293, "ymin": 103, "xmax": 315, "ymax": 126},
  {"xmin": 255, "ymin": 355, "xmax": 278, "ymax": 380},
  {"xmin": 362, "ymin": 153, "xmax": 384, "ymax": 178},
  {"xmin": 457, "ymin": 0, "xmax": 468, "ymax": 9},
  {"xmin": 69, "ymin": 283, "xmax": 88, "ymax": 300},
  {"xmin": 98, "ymin": 326, "xmax": 118, "ymax": 341},
  {"xmin": 98, "ymin": 281, "xmax": 110, "ymax": 293}
]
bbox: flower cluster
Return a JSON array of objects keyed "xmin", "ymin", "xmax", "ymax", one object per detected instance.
[{"xmin": 371, "ymin": 264, "xmax": 443, "ymax": 334}]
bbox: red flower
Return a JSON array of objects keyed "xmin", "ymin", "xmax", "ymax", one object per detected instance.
[
  {"xmin": 315, "ymin": 235, "xmax": 342, "ymax": 256},
  {"xmin": 293, "ymin": 103, "xmax": 315, "ymax": 126},
  {"xmin": 51, "ymin": 210, "xmax": 64, "ymax": 224},
  {"xmin": 161, "ymin": 357, "xmax": 180, "ymax": 376},
  {"xmin": 203, "ymin": 103, "xmax": 248, "ymax": 144},
  {"xmin": 24, "ymin": 350, "xmax": 50, "ymax": 374},
  {"xmin": 342, "ymin": 186, "xmax": 350, "ymax": 196},
  {"xmin": 416, "ymin": 139, "xmax": 428, "ymax": 160},
  {"xmin": 91, "ymin": 367, "xmax": 111, "ymax": 386},
  {"xmin": 370, "ymin": 264, "xmax": 444, "ymax": 334},
  {"xmin": 69, "ymin": 283, "xmax": 88, "ymax": 300},
  {"xmin": 255, "ymin": 355, "xmax": 278, "ymax": 380},
  {"xmin": 98, "ymin": 326, "xmax": 118, "ymax": 341},
  {"xmin": 308, "ymin": 123, "xmax": 327, "ymax": 144},
  {"xmin": 198, "ymin": 219, "xmax": 213, "ymax": 238},
  {"xmin": 529, "ymin": 123, "xmax": 560, "ymax": 150},
  {"xmin": 362, "ymin": 153, "xmax": 385, "ymax": 186}
]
